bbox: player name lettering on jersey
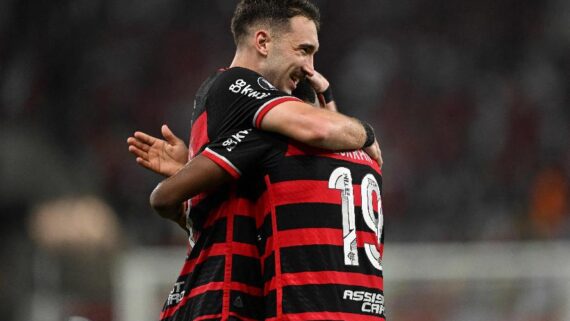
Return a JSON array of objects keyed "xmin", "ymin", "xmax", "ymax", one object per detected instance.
[
  {"xmin": 335, "ymin": 150, "xmax": 373, "ymax": 163},
  {"xmin": 229, "ymin": 79, "xmax": 271, "ymax": 99},
  {"xmin": 167, "ymin": 281, "xmax": 186, "ymax": 305},
  {"xmin": 343, "ymin": 289, "xmax": 385, "ymax": 315}
]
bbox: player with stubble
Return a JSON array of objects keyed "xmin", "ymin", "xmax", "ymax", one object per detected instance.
[
  {"xmin": 127, "ymin": 1, "xmax": 382, "ymax": 320},
  {"xmin": 149, "ymin": 79, "xmax": 387, "ymax": 320}
]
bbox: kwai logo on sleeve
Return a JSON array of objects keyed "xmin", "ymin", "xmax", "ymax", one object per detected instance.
[{"xmin": 229, "ymin": 79, "xmax": 271, "ymax": 99}]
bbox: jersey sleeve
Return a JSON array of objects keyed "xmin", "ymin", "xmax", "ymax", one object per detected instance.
[
  {"xmin": 207, "ymin": 67, "xmax": 302, "ymax": 138},
  {"xmin": 200, "ymin": 128, "xmax": 285, "ymax": 179}
]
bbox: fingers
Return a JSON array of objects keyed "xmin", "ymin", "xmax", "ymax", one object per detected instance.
[
  {"xmin": 127, "ymin": 136, "xmax": 150, "ymax": 152},
  {"xmin": 305, "ymin": 70, "xmax": 329, "ymax": 94},
  {"xmin": 133, "ymin": 131, "xmax": 157, "ymax": 145},
  {"xmin": 363, "ymin": 140, "xmax": 382, "ymax": 167},
  {"xmin": 371, "ymin": 141, "xmax": 383, "ymax": 169},
  {"xmin": 161, "ymin": 124, "xmax": 183, "ymax": 145},
  {"xmin": 128, "ymin": 144, "xmax": 148, "ymax": 160},
  {"xmin": 135, "ymin": 157, "xmax": 153, "ymax": 170}
]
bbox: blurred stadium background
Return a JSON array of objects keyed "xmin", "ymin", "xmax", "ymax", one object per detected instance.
[{"xmin": 1, "ymin": 0, "xmax": 569, "ymax": 320}]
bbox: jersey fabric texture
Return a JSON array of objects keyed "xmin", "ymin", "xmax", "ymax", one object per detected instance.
[
  {"xmin": 202, "ymin": 129, "xmax": 387, "ymax": 321},
  {"xmin": 160, "ymin": 67, "xmax": 300, "ymax": 321}
]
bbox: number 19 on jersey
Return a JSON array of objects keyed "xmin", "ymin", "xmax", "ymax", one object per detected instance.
[{"xmin": 329, "ymin": 167, "xmax": 383, "ymax": 271}]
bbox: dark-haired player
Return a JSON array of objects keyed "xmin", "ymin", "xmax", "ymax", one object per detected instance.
[
  {"xmin": 128, "ymin": 1, "xmax": 381, "ymax": 320},
  {"xmin": 151, "ymin": 79, "xmax": 386, "ymax": 320}
]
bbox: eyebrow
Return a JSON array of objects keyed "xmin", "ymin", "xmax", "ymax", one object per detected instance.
[{"xmin": 299, "ymin": 43, "xmax": 318, "ymax": 54}]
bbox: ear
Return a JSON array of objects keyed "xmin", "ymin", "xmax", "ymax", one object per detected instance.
[{"xmin": 254, "ymin": 30, "xmax": 271, "ymax": 56}]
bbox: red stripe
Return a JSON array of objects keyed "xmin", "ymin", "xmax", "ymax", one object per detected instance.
[
  {"xmin": 254, "ymin": 97, "xmax": 302, "ymax": 128},
  {"xmin": 162, "ymin": 308, "xmax": 262, "ymax": 321},
  {"xmin": 272, "ymin": 180, "xmax": 368, "ymax": 207},
  {"xmin": 190, "ymin": 192, "xmax": 207, "ymax": 207},
  {"xmin": 272, "ymin": 179, "xmax": 381, "ymax": 212},
  {"xmin": 228, "ymin": 312, "xmax": 261, "ymax": 321},
  {"xmin": 265, "ymin": 175, "xmax": 283, "ymax": 319},
  {"xmin": 276, "ymin": 228, "xmax": 379, "ymax": 248},
  {"xmin": 187, "ymin": 111, "xmax": 209, "ymax": 209},
  {"xmin": 189, "ymin": 111, "xmax": 208, "ymax": 159},
  {"xmin": 281, "ymin": 270, "xmax": 383, "ymax": 289},
  {"xmin": 200, "ymin": 194, "xmax": 263, "ymax": 229},
  {"xmin": 222, "ymin": 204, "xmax": 235, "ymax": 320},
  {"xmin": 263, "ymin": 259, "xmax": 383, "ymax": 294},
  {"xmin": 193, "ymin": 314, "xmax": 221, "ymax": 321},
  {"xmin": 201, "ymin": 202, "xmax": 227, "ymax": 229},
  {"xmin": 192, "ymin": 188, "xmax": 270, "ymax": 230},
  {"xmin": 201, "ymin": 149, "xmax": 240, "ymax": 178},
  {"xmin": 189, "ymin": 281, "xmax": 261, "ymax": 299},
  {"xmin": 265, "ymin": 311, "xmax": 386, "ymax": 321},
  {"xmin": 285, "ymin": 144, "xmax": 381, "ymax": 173}
]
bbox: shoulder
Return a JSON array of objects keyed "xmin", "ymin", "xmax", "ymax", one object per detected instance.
[
  {"xmin": 212, "ymin": 67, "xmax": 280, "ymax": 99},
  {"xmin": 218, "ymin": 67, "xmax": 269, "ymax": 85}
]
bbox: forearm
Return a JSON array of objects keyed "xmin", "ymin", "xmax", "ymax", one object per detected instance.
[
  {"xmin": 315, "ymin": 112, "xmax": 366, "ymax": 150},
  {"xmin": 149, "ymin": 191, "xmax": 185, "ymax": 224},
  {"xmin": 308, "ymin": 112, "xmax": 367, "ymax": 150},
  {"xmin": 149, "ymin": 155, "xmax": 232, "ymax": 222},
  {"xmin": 261, "ymin": 100, "xmax": 368, "ymax": 151}
]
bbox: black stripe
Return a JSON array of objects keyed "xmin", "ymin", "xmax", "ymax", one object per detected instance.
[
  {"xmin": 188, "ymin": 218, "xmax": 227, "ymax": 260},
  {"xmin": 262, "ymin": 252, "xmax": 275, "ymax": 281},
  {"xmin": 256, "ymin": 212, "xmax": 272, "ymax": 257},
  {"xmin": 233, "ymin": 215, "xmax": 258, "ymax": 245},
  {"xmin": 229, "ymin": 290, "xmax": 264, "ymax": 320},
  {"xmin": 276, "ymin": 203, "xmax": 382, "ymax": 232},
  {"xmin": 190, "ymin": 187, "xmax": 231, "ymax": 230},
  {"xmin": 162, "ymin": 290, "xmax": 223, "ymax": 321},
  {"xmin": 231, "ymin": 254, "xmax": 263, "ymax": 288},
  {"xmin": 166, "ymin": 256, "xmax": 226, "ymax": 302},
  {"xmin": 264, "ymin": 289, "xmax": 277, "ymax": 318},
  {"xmin": 280, "ymin": 245, "xmax": 383, "ymax": 278},
  {"xmin": 282, "ymin": 284, "xmax": 385, "ymax": 318}
]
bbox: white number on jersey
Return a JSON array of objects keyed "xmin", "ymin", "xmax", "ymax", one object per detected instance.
[{"xmin": 329, "ymin": 168, "xmax": 383, "ymax": 270}]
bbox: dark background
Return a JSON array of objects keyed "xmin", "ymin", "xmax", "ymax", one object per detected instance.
[{"xmin": 0, "ymin": 1, "xmax": 568, "ymax": 320}]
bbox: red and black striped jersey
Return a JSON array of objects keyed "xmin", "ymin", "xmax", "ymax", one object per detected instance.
[
  {"xmin": 160, "ymin": 67, "xmax": 300, "ymax": 321},
  {"xmin": 202, "ymin": 130, "xmax": 387, "ymax": 321}
]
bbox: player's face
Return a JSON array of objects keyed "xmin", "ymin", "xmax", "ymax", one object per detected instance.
[{"xmin": 265, "ymin": 16, "xmax": 319, "ymax": 94}]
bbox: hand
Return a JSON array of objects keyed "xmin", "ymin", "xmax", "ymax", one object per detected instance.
[
  {"xmin": 364, "ymin": 139, "xmax": 383, "ymax": 169},
  {"xmin": 305, "ymin": 69, "xmax": 330, "ymax": 94},
  {"xmin": 127, "ymin": 124, "xmax": 188, "ymax": 177}
]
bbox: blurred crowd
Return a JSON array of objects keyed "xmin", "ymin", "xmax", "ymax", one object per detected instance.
[{"xmin": 1, "ymin": 0, "xmax": 569, "ymax": 320}]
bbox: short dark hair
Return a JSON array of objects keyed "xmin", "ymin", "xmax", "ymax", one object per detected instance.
[{"xmin": 231, "ymin": 0, "xmax": 321, "ymax": 45}]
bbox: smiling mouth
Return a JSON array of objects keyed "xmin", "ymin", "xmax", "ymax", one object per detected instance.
[{"xmin": 290, "ymin": 74, "xmax": 304, "ymax": 88}]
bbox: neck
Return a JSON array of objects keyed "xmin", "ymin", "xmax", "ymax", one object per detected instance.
[{"xmin": 229, "ymin": 47, "xmax": 264, "ymax": 73}]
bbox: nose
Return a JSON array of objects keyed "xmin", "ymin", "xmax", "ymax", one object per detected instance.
[{"xmin": 302, "ymin": 56, "xmax": 315, "ymax": 77}]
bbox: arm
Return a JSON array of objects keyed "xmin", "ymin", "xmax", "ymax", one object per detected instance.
[
  {"xmin": 260, "ymin": 100, "xmax": 363, "ymax": 148},
  {"xmin": 261, "ymin": 69, "xmax": 381, "ymax": 164},
  {"xmin": 149, "ymin": 154, "xmax": 233, "ymax": 228},
  {"xmin": 260, "ymin": 101, "xmax": 381, "ymax": 163}
]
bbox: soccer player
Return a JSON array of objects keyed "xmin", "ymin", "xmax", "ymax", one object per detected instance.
[
  {"xmin": 151, "ymin": 79, "xmax": 386, "ymax": 320},
  {"xmin": 128, "ymin": 1, "xmax": 381, "ymax": 320}
]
